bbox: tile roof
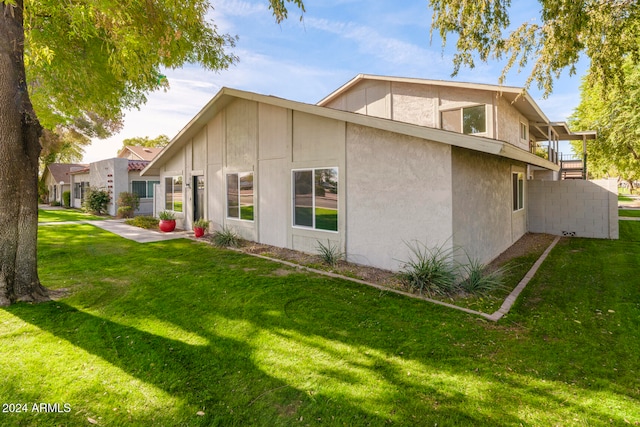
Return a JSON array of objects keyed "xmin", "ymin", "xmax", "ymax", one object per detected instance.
[{"xmin": 128, "ymin": 160, "xmax": 150, "ymax": 171}]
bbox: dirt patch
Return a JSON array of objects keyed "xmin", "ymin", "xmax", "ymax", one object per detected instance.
[
  {"xmin": 239, "ymin": 242, "xmax": 400, "ymax": 288},
  {"xmin": 269, "ymin": 268, "xmax": 296, "ymax": 277},
  {"xmin": 231, "ymin": 233, "xmax": 555, "ymax": 292},
  {"xmin": 485, "ymin": 233, "xmax": 557, "ymax": 272}
]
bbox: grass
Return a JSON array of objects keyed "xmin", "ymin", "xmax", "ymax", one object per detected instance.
[
  {"xmin": 0, "ymin": 223, "xmax": 639, "ymax": 425},
  {"xmin": 38, "ymin": 208, "xmax": 104, "ymax": 223},
  {"xmin": 619, "ymin": 209, "xmax": 640, "ymax": 217}
]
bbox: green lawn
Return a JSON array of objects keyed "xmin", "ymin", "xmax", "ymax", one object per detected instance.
[
  {"xmin": 38, "ymin": 208, "xmax": 104, "ymax": 223},
  {"xmin": 0, "ymin": 223, "xmax": 638, "ymax": 425},
  {"xmin": 619, "ymin": 209, "xmax": 640, "ymax": 217}
]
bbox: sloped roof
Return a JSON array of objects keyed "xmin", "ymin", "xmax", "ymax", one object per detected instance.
[
  {"xmin": 142, "ymin": 86, "xmax": 560, "ymax": 176},
  {"xmin": 45, "ymin": 163, "xmax": 86, "ymax": 183},
  {"xmin": 317, "ymin": 74, "xmax": 596, "ymax": 142},
  {"xmin": 128, "ymin": 160, "xmax": 150, "ymax": 171},
  {"xmin": 118, "ymin": 146, "xmax": 163, "ymax": 161}
]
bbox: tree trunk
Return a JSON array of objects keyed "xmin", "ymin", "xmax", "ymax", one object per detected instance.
[{"xmin": 0, "ymin": 1, "xmax": 49, "ymax": 306}]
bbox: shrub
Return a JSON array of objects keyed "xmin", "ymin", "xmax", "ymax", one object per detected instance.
[
  {"xmin": 82, "ymin": 188, "xmax": 110, "ymax": 215},
  {"xmin": 211, "ymin": 226, "xmax": 240, "ymax": 248},
  {"xmin": 193, "ymin": 218, "xmax": 210, "ymax": 229},
  {"xmin": 116, "ymin": 192, "xmax": 140, "ymax": 218},
  {"xmin": 62, "ymin": 191, "xmax": 71, "ymax": 208},
  {"xmin": 158, "ymin": 210, "xmax": 175, "ymax": 220},
  {"xmin": 397, "ymin": 241, "xmax": 459, "ymax": 297},
  {"xmin": 316, "ymin": 239, "xmax": 344, "ymax": 267},
  {"xmin": 459, "ymin": 257, "xmax": 507, "ymax": 295},
  {"xmin": 125, "ymin": 216, "xmax": 159, "ymax": 230}
]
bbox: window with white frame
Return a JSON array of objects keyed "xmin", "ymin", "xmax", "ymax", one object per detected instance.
[
  {"xmin": 227, "ymin": 172, "xmax": 254, "ymax": 221},
  {"xmin": 293, "ymin": 167, "xmax": 338, "ymax": 232},
  {"xmin": 165, "ymin": 176, "xmax": 183, "ymax": 212},
  {"xmin": 131, "ymin": 180, "xmax": 160, "ymax": 199},
  {"xmin": 512, "ymin": 172, "xmax": 524, "ymax": 211},
  {"xmin": 441, "ymin": 105, "xmax": 487, "ymax": 135},
  {"xmin": 520, "ymin": 122, "xmax": 528, "ymax": 141}
]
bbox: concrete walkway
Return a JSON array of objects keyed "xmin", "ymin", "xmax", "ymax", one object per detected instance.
[
  {"xmin": 40, "ymin": 218, "xmax": 191, "ymax": 243},
  {"xmin": 91, "ymin": 220, "xmax": 191, "ymax": 243}
]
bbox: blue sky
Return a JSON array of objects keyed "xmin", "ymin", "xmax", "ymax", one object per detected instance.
[{"xmin": 84, "ymin": 0, "xmax": 588, "ymax": 162}]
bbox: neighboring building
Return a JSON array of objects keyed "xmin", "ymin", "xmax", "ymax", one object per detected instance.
[
  {"xmin": 66, "ymin": 146, "xmax": 161, "ymax": 216},
  {"xmin": 117, "ymin": 145, "xmax": 163, "ymax": 161},
  {"xmin": 69, "ymin": 159, "xmax": 160, "ymax": 216},
  {"xmin": 41, "ymin": 163, "xmax": 86, "ymax": 205},
  {"xmin": 141, "ymin": 75, "xmax": 614, "ymax": 271}
]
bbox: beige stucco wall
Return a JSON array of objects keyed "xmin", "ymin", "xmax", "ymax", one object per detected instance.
[
  {"xmin": 324, "ymin": 80, "xmax": 391, "ymax": 119},
  {"xmin": 528, "ymin": 178, "xmax": 619, "ymax": 239},
  {"xmin": 390, "ymin": 82, "xmax": 438, "ymax": 127},
  {"xmin": 325, "ymin": 80, "xmax": 530, "ymax": 150},
  {"xmin": 451, "ymin": 147, "xmax": 527, "ymax": 265},
  {"xmin": 257, "ymin": 103, "xmax": 291, "ymax": 248},
  {"xmin": 496, "ymin": 96, "xmax": 529, "ymax": 150},
  {"xmin": 345, "ymin": 124, "xmax": 453, "ymax": 271}
]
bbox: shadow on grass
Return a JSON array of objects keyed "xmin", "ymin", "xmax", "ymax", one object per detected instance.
[{"xmin": 4, "ymin": 223, "xmax": 638, "ymax": 425}]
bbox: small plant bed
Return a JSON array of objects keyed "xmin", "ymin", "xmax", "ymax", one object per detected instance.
[
  {"xmin": 452, "ymin": 233, "xmax": 557, "ymax": 313},
  {"xmin": 223, "ymin": 233, "xmax": 556, "ymax": 315},
  {"xmin": 238, "ymin": 242, "xmax": 401, "ymax": 288},
  {"xmin": 124, "ymin": 216, "xmax": 160, "ymax": 230}
]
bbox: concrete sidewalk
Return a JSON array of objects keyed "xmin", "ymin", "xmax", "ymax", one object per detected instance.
[
  {"xmin": 40, "ymin": 219, "xmax": 191, "ymax": 243},
  {"xmin": 91, "ymin": 220, "xmax": 191, "ymax": 243}
]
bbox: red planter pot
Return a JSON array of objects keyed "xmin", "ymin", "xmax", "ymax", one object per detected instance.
[
  {"xmin": 159, "ymin": 219, "xmax": 176, "ymax": 232},
  {"xmin": 193, "ymin": 227, "xmax": 205, "ymax": 238}
]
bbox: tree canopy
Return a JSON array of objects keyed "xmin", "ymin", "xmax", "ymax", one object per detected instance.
[
  {"xmin": 429, "ymin": 0, "xmax": 640, "ymax": 95},
  {"xmin": 570, "ymin": 59, "xmax": 640, "ymax": 185},
  {"xmin": 0, "ymin": 0, "xmax": 304, "ymax": 306},
  {"xmin": 121, "ymin": 135, "xmax": 170, "ymax": 149}
]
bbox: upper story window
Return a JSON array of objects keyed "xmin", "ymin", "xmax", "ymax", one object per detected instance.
[
  {"xmin": 462, "ymin": 105, "xmax": 486, "ymax": 134},
  {"xmin": 520, "ymin": 122, "xmax": 528, "ymax": 141},
  {"xmin": 441, "ymin": 105, "xmax": 487, "ymax": 135}
]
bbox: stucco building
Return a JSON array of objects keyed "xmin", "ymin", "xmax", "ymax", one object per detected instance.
[{"xmin": 142, "ymin": 75, "xmax": 615, "ymax": 271}]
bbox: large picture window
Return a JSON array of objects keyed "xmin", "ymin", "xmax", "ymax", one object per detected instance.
[
  {"xmin": 512, "ymin": 172, "xmax": 524, "ymax": 211},
  {"xmin": 463, "ymin": 105, "xmax": 486, "ymax": 134},
  {"xmin": 441, "ymin": 105, "xmax": 487, "ymax": 135},
  {"xmin": 227, "ymin": 172, "xmax": 254, "ymax": 221},
  {"xmin": 132, "ymin": 180, "xmax": 160, "ymax": 199},
  {"xmin": 165, "ymin": 176, "xmax": 183, "ymax": 212},
  {"xmin": 293, "ymin": 167, "xmax": 338, "ymax": 232}
]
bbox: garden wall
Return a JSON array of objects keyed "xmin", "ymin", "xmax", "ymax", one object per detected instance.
[{"xmin": 528, "ymin": 178, "xmax": 618, "ymax": 239}]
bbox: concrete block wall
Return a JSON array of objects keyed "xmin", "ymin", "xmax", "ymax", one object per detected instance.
[{"xmin": 528, "ymin": 178, "xmax": 618, "ymax": 239}]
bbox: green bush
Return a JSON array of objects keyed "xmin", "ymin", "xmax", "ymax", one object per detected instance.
[
  {"xmin": 125, "ymin": 216, "xmax": 159, "ymax": 230},
  {"xmin": 158, "ymin": 210, "xmax": 175, "ymax": 220},
  {"xmin": 116, "ymin": 192, "xmax": 140, "ymax": 218},
  {"xmin": 193, "ymin": 218, "xmax": 210, "ymax": 229},
  {"xmin": 458, "ymin": 256, "xmax": 507, "ymax": 295},
  {"xmin": 62, "ymin": 191, "xmax": 71, "ymax": 208},
  {"xmin": 83, "ymin": 188, "xmax": 110, "ymax": 215},
  {"xmin": 211, "ymin": 226, "xmax": 240, "ymax": 248},
  {"xmin": 397, "ymin": 241, "xmax": 459, "ymax": 297},
  {"xmin": 316, "ymin": 239, "xmax": 344, "ymax": 267}
]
